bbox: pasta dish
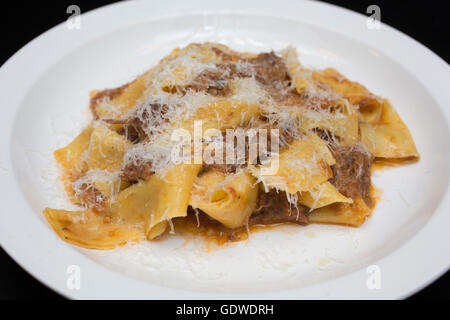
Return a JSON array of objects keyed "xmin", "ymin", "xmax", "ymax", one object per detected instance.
[{"xmin": 43, "ymin": 43, "xmax": 419, "ymax": 249}]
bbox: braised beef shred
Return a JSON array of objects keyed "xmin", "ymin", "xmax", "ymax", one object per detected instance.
[
  {"xmin": 183, "ymin": 50, "xmax": 303, "ymax": 104},
  {"xmin": 311, "ymin": 128, "xmax": 338, "ymax": 144},
  {"xmin": 116, "ymin": 125, "xmax": 144, "ymax": 144},
  {"xmin": 329, "ymin": 144, "xmax": 373, "ymax": 207},
  {"xmin": 251, "ymin": 189, "xmax": 309, "ymax": 225},
  {"xmin": 121, "ymin": 159, "xmax": 154, "ymax": 183},
  {"xmin": 186, "ymin": 63, "xmax": 251, "ymax": 96},
  {"xmin": 247, "ymin": 52, "xmax": 304, "ymax": 105},
  {"xmin": 103, "ymin": 103, "xmax": 170, "ymax": 143},
  {"xmin": 199, "ymin": 126, "xmax": 290, "ymax": 174},
  {"xmin": 89, "ymin": 83, "xmax": 130, "ymax": 119},
  {"xmin": 200, "ymin": 131, "xmax": 253, "ymax": 174},
  {"xmin": 200, "ymin": 162, "xmax": 244, "ymax": 175},
  {"xmin": 211, "ymin": 47, "xmax": 237, "ymax": 62},
  {"xmin": 189, "ymin": 68, "xmax": 231, "ymax": 96},
  {"xmin": 248, "ymin": 52, "xmax": 290, "ymax": 86},
  {"xmin": 76, "ymin": 183, "xmax": 106, "ymax": 212}
]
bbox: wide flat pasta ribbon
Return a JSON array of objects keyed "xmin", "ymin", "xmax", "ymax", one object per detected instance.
[
  {"xmin": 298, "ymin": 181, "xmax": 353, "ymax": 210},
  {"xmin": 190, "ymin": 170, "xmax": 258, "ymax": 228},
  {"xmin": 308, "ymin": 196, "xmax": 370, "ymax": 227},
  {"xmin": 251, "ymin": 134, "xmax": 333, "ymax": 194},
  {"xmin": 109, "ymin": 163, "xmax": 201, "ymax": 239},
  {"xmin": 360, "ymin": 100, "xmax": 419, "ymax": 159},
  {"xmin": 43, "ymin": 208, "xmax": 143, "ymax": 250},
  {"xmin": 55, "ymin": 124, "xmax": 131, "ymax": 206}
]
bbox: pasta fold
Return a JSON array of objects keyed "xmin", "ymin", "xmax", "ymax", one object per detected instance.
[
  {"xmin": 360, "ymin": 100, "xmax": 419, "ymax": 159},
  {"xmin": 90, "ymin": 71, "xmax": 151, "ymax": 119},
  {"xmin": 56, "ymin": 124, "xmax": 131, "ymax": 206},
  {"xmin": 54, "ymin": 127, "xmax": 93, "ymax": 178},
  {"xmin": 252, "ymin": 134, "xmax": 332, "ymax": 194},
  {"xmin": 178, "ymin": 99, "xmax": 261, "ymax": 133},
  {"xmin": 311, "ymin": 68, "xmax": 418, "ymax": 159},
  {"xmin": 298, "ymin": 103, "xmax": 359, "ymax": 146},
  {"xmin": 87, "ymin": 124, "xmax": 132, "ymax": 172},
  {"xmin": 312, "ymin": 68, "xmax": 373, "ymax": 106},
  {"xmin": 190, "ymin": 170, "xmax": 258, "ymax": 228},
  {"xmin": 109, "ymin": 164, "xmax": 201, "ymax": 239},
  {"xmin": 281, "ymin": 46, "xmax": 310, "ymax": 94},
  {"xmin": 298, "ymin": 181, "xmax": 353, "ymax": 209},
  {"xmin": 308, "ymin": 196, "xmax": 370, "ymax": 227},
  {"xmin": 43, "ymin": 208, "xmax": 143, "ymax": 250}
]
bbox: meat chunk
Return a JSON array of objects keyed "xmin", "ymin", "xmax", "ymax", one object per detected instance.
[
  {"xmin": 189, "ymin": 68, "xmax": 231, "ymax": 96},
  {"xmin": 187, "ymin": 63, "xmax": 252, "ymax": 96},
  {"xmin": 248, "ymin": 52, "xmax": 303, "ymax": 105},
  {"xmin": 248, "ymin": 52, "xmax": 290, "ymax": 86},
  {"xmin": 211, "ymin": 47, "xmax": 237, "ymax": 62},
  {"xmin": 75, "ymin": 183, "xmax": 106, "ymax": 212},
  {"xmin": 186, "ymin": 51, "xmax": 303, "ymax": 105},
  {"xmin": 330, "ymin": 144, "xmax": 373, "ymax": 206},
  {"xmin": 89, "ymin": 83, "xmax": 130, "ymax": 119},
  {"xmin": 120, "ymin": 159, "xmax": 154, "ymax": 183},
  {"xmin": 116, "ymin": 125, "xmax": 145, "ymax": 144},
  {"xmin": 103, "ymin": 103, "xmax": 170, "ymax": 143},
  {"xmin": 250, "ymin": 189, "xmax": 309, "ymax": 225},
  {"xmin": 199, "ymin": 127, "xmax": 288, "ymax": 174}
]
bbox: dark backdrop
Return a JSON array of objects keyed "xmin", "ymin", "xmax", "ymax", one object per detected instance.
[{"xmin": 0, "ymin": 0, "xmax": 448, "ymax": 300}]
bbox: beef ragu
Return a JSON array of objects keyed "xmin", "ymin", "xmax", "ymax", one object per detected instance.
[
  {"xmin": 44, "ymin": 43, "xmax": 419, "ymax": 249},
  {"xmin": 330, "ymin": 144, "xmax": 373, "ymax": 207},
  {"xmin": 103, "ymin": 103, "xmax": 171, "ymax": 143},
  {"xmin": 252, "ymin": 189, "xmax": 309, "ymax": 225},
  {"xmin": 73, "ymin": 183, "xmax": 106, "ymax": 212},
  {"xmin": 121, "ymin": 159, "xmax": 154, "ymax": 183},
  {"xmin": 89, "ymin": 83, "xmax": 131, "ymax": 120}
]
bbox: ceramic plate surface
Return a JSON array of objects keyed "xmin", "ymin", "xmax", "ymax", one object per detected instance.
[{"xmin": 0, "ymin": 0, "xmax": 449, "ymax": 299}]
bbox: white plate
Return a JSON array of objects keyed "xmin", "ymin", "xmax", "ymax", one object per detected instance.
[{"xmin": 0, "ymin": 0, "xmax": 449, "ymax": 299}]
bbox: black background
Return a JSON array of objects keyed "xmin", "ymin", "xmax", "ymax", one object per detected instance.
[{"xmin": 0, "ymin": 0, "xmax": 448, "ymax": 300}]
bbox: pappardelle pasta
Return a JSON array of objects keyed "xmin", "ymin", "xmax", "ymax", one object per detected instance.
[{"xmin": 44, "ymin": 43, "xmax": 419, "ymax": 249}]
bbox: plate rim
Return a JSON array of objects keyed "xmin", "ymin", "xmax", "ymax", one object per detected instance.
[{"xmin": 0, "ymin": 0, "xmax": 449, "ymax": 299}]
